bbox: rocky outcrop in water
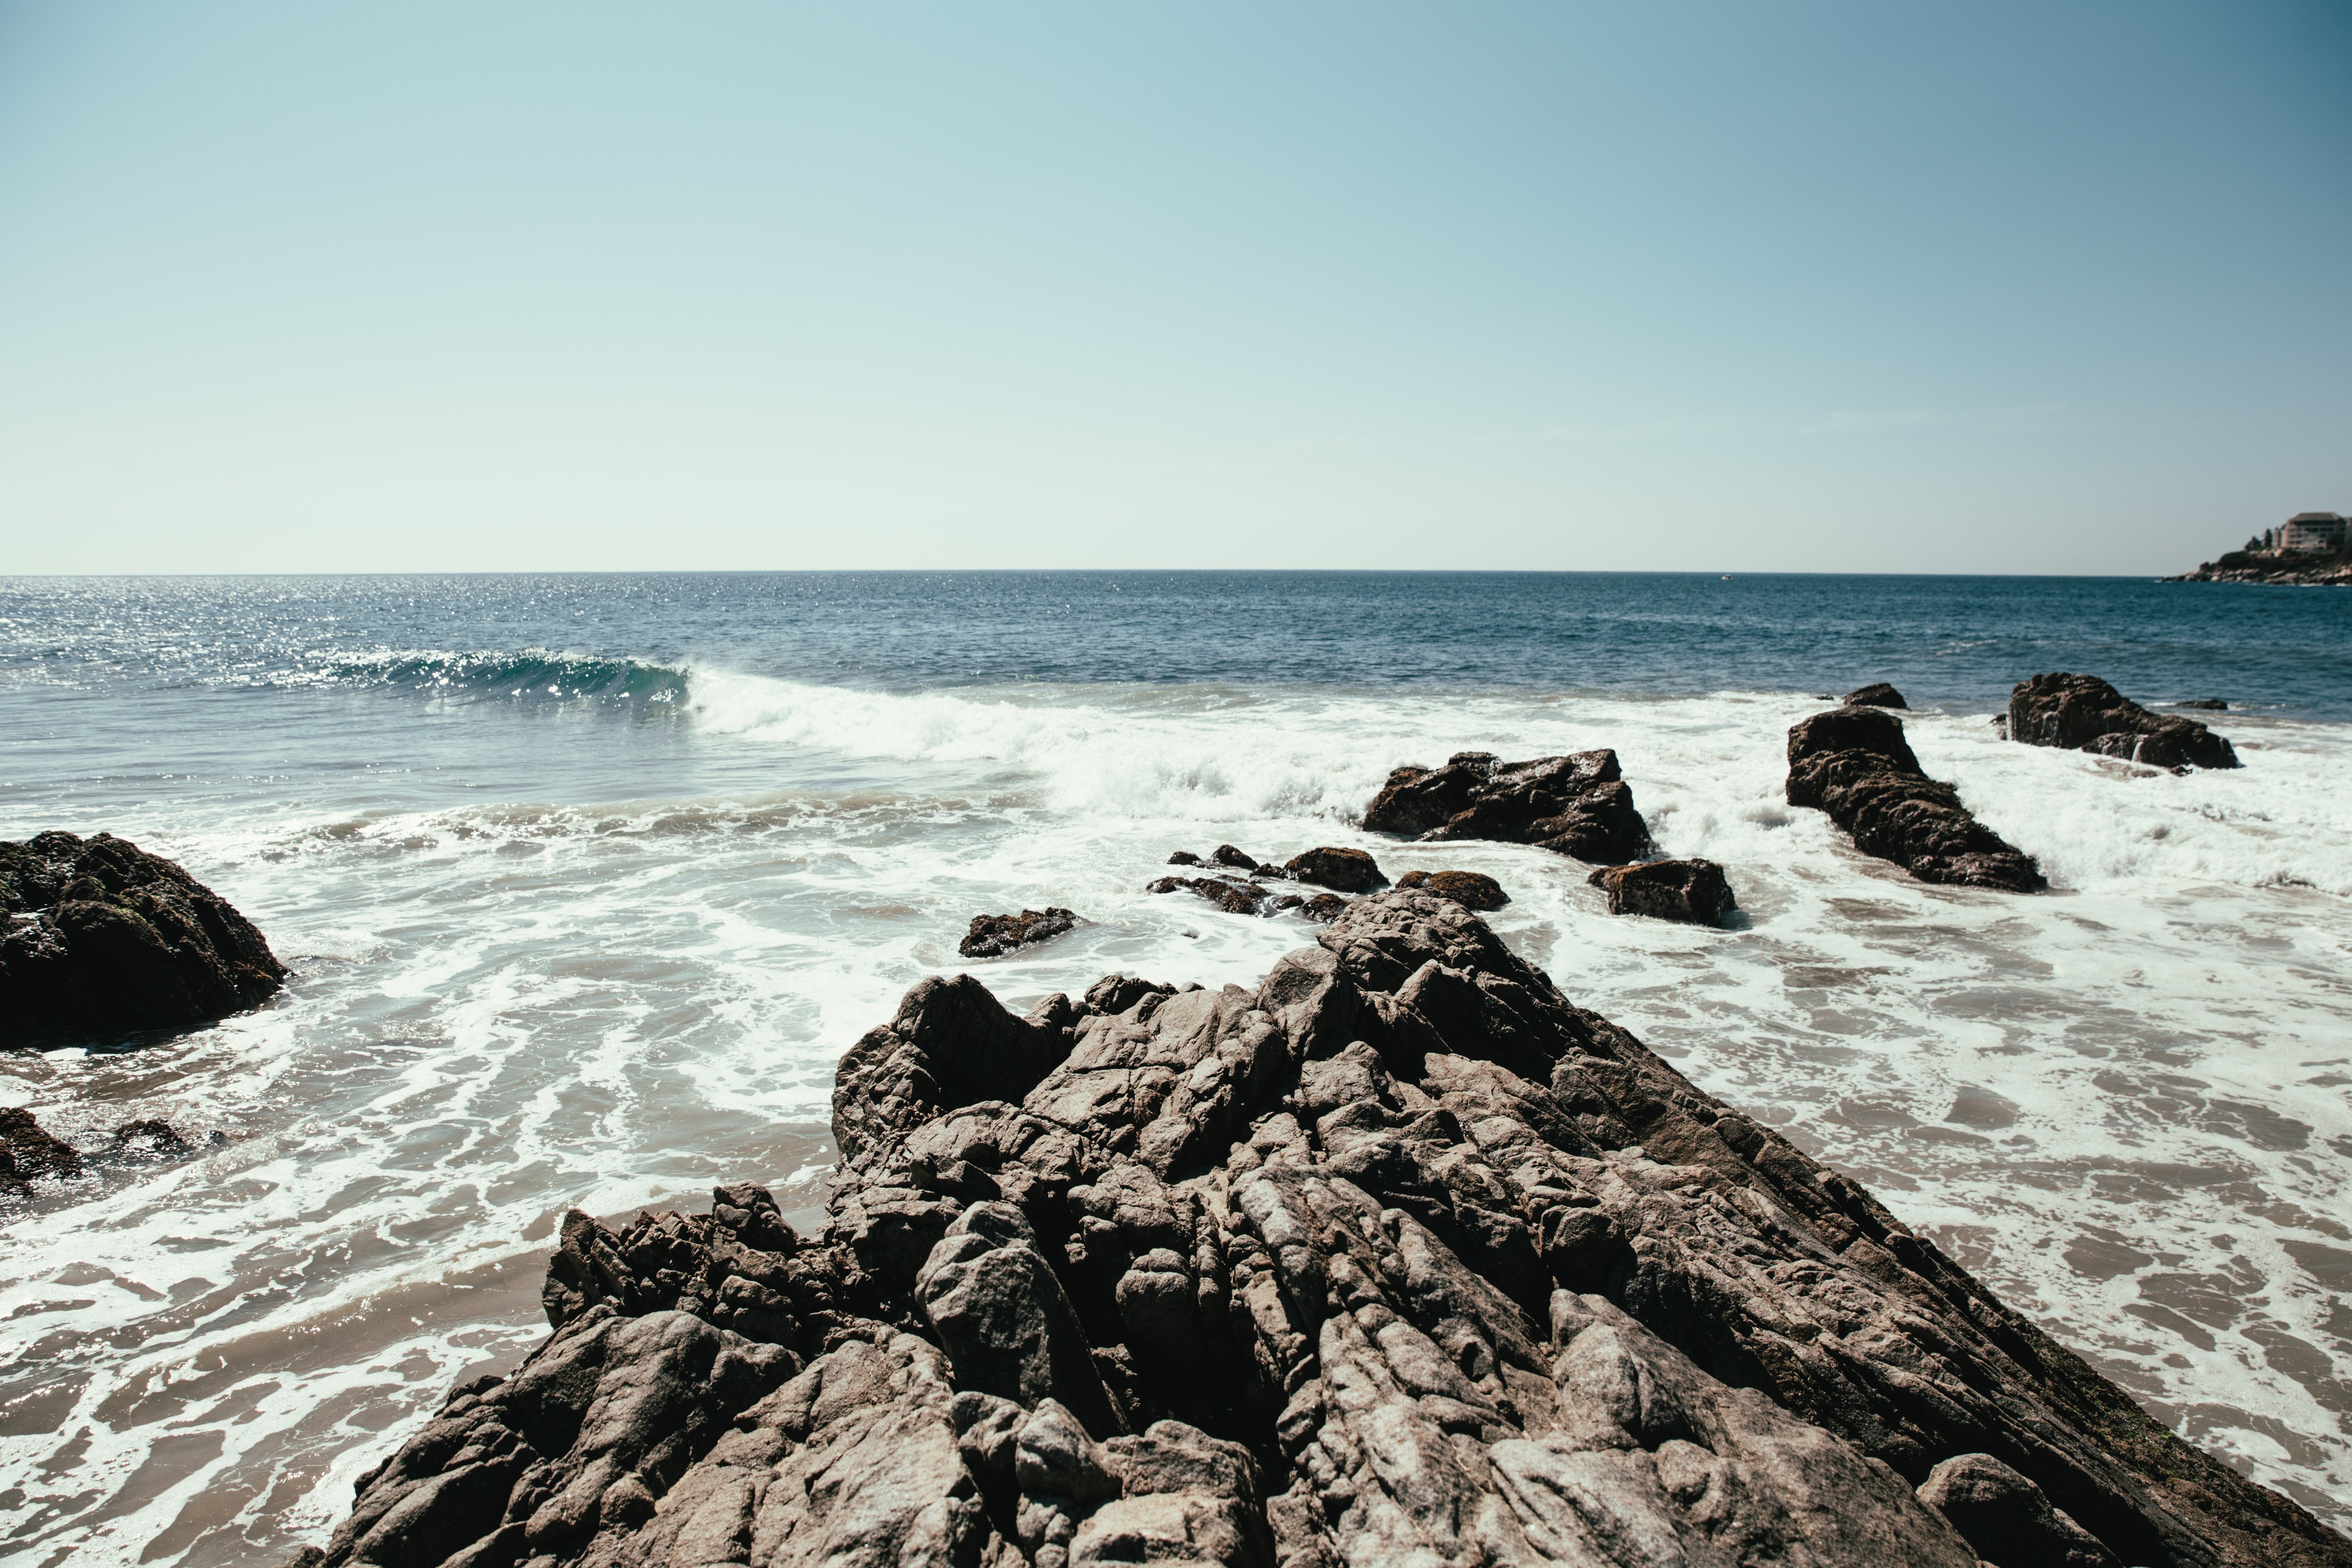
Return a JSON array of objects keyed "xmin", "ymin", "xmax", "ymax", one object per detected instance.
[
  {"xmin": 1147, "ymin": 874, "xmax": 1273, "ymax": 916},
  {"xmin": 0, "ymin": 1107, "xmax": 83, "ymax": 1194},
  {"xmin": 302, "ymin": 892, "xmax": 2348, "ymax": 1568},
  {"xmin": 1842, "ymin": 682, "xmax": 1908, "ymax": 709},
  {"xmin": 1393, "ymin": 869, "xmax": 1508, "ymax": 911},
  {"xmin": 961, "ymin": 909, "xmax": 1081, "ymax": 960},
  {"xmin": 1, "ymin": 1108, "xmax": 204, "ymax": 1197},
  {"xmin": 1787, "ymin": 709, "xmax": 2048, "ymax": 892},
  {"xmin": 1364, "ymin": 750, "xmax": 1651, "ymax": 864},
  {"xmin": 2008, "ymin": 673, "xmax": 2242, "ymax": 771},
  {"xmin": 1282, "ymin": 847, "xmax": 1384, "ymax": 892},
  {"xmin": 1587, "ymin": 858, "xmax": 1736, "ymax": 925},
  {"xmin": 0, "ymin": 830, "xmax": 286, "ymax": 1047},
  {"xmin": 2168, "ymin": 542, "xmax": 2352, "ymax": 586}
]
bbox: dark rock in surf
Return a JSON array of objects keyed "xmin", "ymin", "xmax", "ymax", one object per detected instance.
[
  {"xmin": 0, "ymin": 1107, "xmax": 82, "ymax": 1193},
  {"xmin": 1165, "ymin": 850, "xmax": 1202, "ymax": 866},
  {"xmin": 1393, "ymin": 868, "xmax": 1509, "ymax": 911},
  {"xmin": 959, "ymin": 908, "xmax": 1079, "ymax": 960},
  {"xmin": 1148, "ymin": 876, "xmax": 1265, "ymax": 916},
  {"xmin": 1787, "ymin": 708, "xmax": 2047, "ymax": 892},
  {"xmin": 1282, "ymin": 846, "xmax": 1384, "ymax": 892},
  {"xmin": 1842, "ymin": 681, "xmax": 1908, "ymax": 709},
  {"xmin": 1586, "ymin": 858, "xmax": 1735, "ymax": 925},
  {"xmin": 306, "ymin": 891, "xmax": 2349, "ymax": 1568},
  {"xmin": 0, "ymin": 830, "xmax": 286, "ymax": 1048},
  {"xmin": 1209, "ymin": 845, "xmax": 1259, "ymax": 871},
  {"xmin": 1300, "ymin": 893, "xmax": 1347, "ymax": 922},
  {"xmin": 2008, "ymin": 673, "xmax": 2241, "ymax": 770},
  {"xmin": 1364, "ymin": 749, "xmax": 1651, "ymax": 864},
  {"xmin": 2173, "ymin": 698, "xmax": 2228, "ymax": 711}
]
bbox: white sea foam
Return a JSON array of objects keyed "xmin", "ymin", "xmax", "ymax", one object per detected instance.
[{"xmin": 4, "ymin": 677, "xmax": 2348, "ymax": 1564}]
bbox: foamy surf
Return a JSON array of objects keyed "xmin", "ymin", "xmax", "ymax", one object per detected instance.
[{"xmin": 3, "ymin": 573, "xmax": 2348, "ymax": 1563}]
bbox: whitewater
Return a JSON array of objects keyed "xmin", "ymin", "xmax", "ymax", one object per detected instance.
[{"xmin": 1, "ymin": 571, "xmax": 2347, "ymax": 1565}]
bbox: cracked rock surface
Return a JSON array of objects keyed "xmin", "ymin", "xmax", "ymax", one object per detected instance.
[{"xmin": 302, "ymin": 892, "xmax": 2348, "ymax": 1568}]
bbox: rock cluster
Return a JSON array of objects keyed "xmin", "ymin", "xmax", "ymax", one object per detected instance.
[
  {"xmin": 1364, "ymin": 751, "xmax": 1651, "ymax": 864},
  {"xmin": 1586, "ymin": 859, "xmax": 1737, "ymax": 926},
  {"xmin": 1787, "ymin": 709, "xmax": 2047, "ymax": 892},
  {"xmin": 1392, "ymin": 869, "xmax": 1508, "ymax": 912},
  {"xmin": 961, "ymin": 910, "xmax": 1080, "ymax": 960},
  {"xmin": 0, "ymin": 830, "xmax": 286, "ymax": 1047},
  {"xmin": 1, "ymin": 1106, "xmax": 200, "ymax": 1197},
  {"xmin": 301, "ymin": 892, "xmax": 2347, "ymax": 1568},
  {"xmin": 1150, "ymin": 847, "xmax": 1382, "ymax": 924},
  {"xmin": 2008, "ymin": 673, "xmax": 2242, "ymax": 771}
]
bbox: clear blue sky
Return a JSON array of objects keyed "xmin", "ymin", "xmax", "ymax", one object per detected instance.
[{"xmin": 1, "ymin": 2, "xmax": 2345, "ymax": 574}]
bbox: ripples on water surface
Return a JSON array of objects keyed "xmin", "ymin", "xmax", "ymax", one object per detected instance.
[{"xmin": 2, "ymin": 572, "xmax": 2348, "ymax": 1564}]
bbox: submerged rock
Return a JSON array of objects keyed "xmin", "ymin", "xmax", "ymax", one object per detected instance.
[
  {"xmin": 1586, "ymin": 858, "xmax": 1735, "ymax": 925},
  {"xmin": 304, "ymin": 891, "xmax": 2345, "ymax": 1568},
  {"xmin": 111, "ymin": 1118, "xmax": 192, "ymax": 1159},
  {"xmin": 1147, "ymin": 876, "xmax": 1267, "ymax": 916},
  {"xmin": 1787, "ymin": 708, "xmax": 2047, "ymax": 892},
  {"xmin": 960, "ymin": 908, "xmax": 1080, "ymax": 960},
  {"xmin": 1363, "ymin": 749, "xmax": 1651, "ymax": 863},
  {"xmin": 0, "ymin": 830, "xmax": 286, "ymax": 1047},
  {"xmin": 1842, "ymin": 681, "xmax": 1908, "ymax": 709},
  {"xmin": 1393, "ymin": 868, "xmax": 1509, "ymax": 911},
  {"xmin": 2009, "ymin": 673, "xmax": 2241, "ymax": 770}
]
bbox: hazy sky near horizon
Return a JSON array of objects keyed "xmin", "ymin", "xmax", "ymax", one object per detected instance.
[{"xmin": 1, "ymin": 3, "xmax": 2346, "ymax": 575}]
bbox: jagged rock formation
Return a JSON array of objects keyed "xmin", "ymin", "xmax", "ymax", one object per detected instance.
[
  {"xmin": 302, "ymin": 892, "xmax": 2351, "ymax": 1568},
  {"xmin": 0, "ymin": 830, "xmax": 286, "ymax": 1046},
  {"xmin": 1364, "ymin": 751, "xmax": 1651, "ymax": 864},
  {"xmin": 961, "ymin": 909, "xmax": 1081, "ymax": 960},
  {"xmin": 1586, "ymin": 858, "xmax": 1736, "ymax": 925},
  {"xmin": 1787, "ymin": 709, "xmax": 2048, "ymax": 892},
  {"xmin": 1841, "ymin": 682, "xmax": 1908, "ymax": 709},
  {"xmin": 2008, "ymin": 673, "xmax": 2242, "ymax": 771},
  {"xmin": 1393, "ymin": 869, "xmax": 1509, "ymax": 911}
]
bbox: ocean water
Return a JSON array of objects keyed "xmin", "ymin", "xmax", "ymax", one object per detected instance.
[{"xmin": 1, "ymin": 570, "xmax": 2348, "ymax": 1565}]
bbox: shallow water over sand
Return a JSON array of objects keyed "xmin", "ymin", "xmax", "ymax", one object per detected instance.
[{"xmin": 2, "ymin": 573, "xmax": 2347, "ymax": 1563}]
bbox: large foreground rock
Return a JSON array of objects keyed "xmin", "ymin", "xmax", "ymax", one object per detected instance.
[
  {"xmin": 2010, "ymin": 673, "xmax": 2242, "ymax": 770},
  {"xmin": 1364, "ymin": 749, "xmax": 1651, "ymax": 863},
  {"xmin": 0, "ymin": 831, "xmax": 286, "ymax": 1047},
  {"xmin": 1787, "ymin": 709, "xmax": 2048, "ymax": 892},
  {"xmin": 306, "ymin": 894, "xmax": 2348, "ymax": 1568}
]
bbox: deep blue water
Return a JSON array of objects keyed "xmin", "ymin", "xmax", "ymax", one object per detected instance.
[{"xmin": 5, "ymin": 570, "xmax": 2346, "ymax": 713}]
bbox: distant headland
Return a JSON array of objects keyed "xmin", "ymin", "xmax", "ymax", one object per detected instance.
[{"xmin": 2170, "ymin": 509, "xmax": 2352, "ymax": 584}]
